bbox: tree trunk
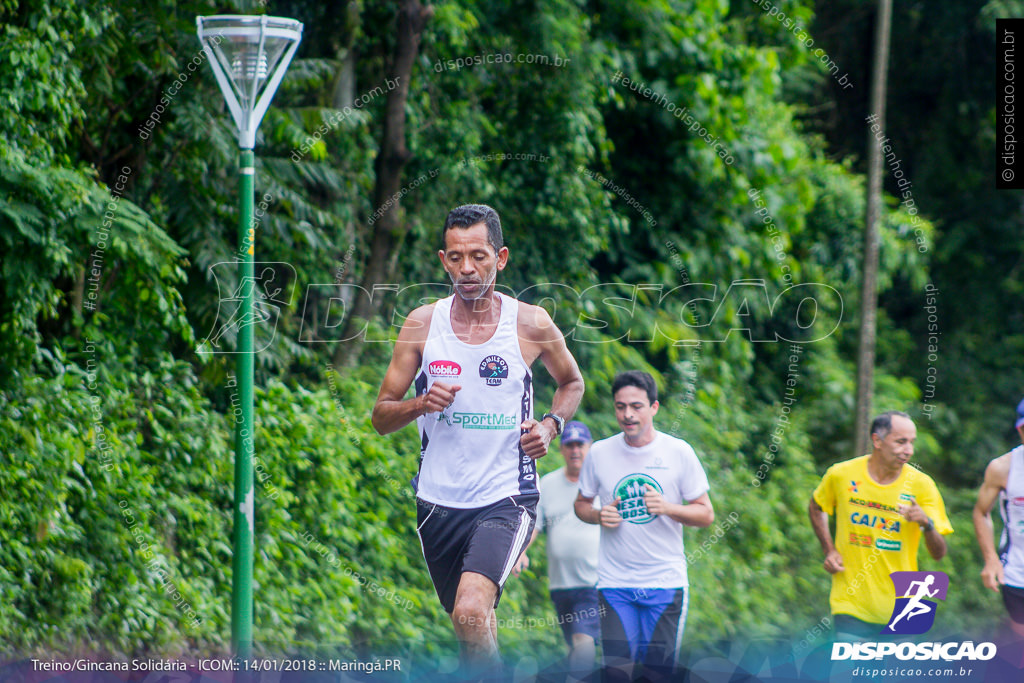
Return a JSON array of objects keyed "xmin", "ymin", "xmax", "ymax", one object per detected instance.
[
  {"xmin": 333, "ymin": 0, "xmax": 433, "ymax": 366},
  {"xmin": 854, "ymin": 0, "xmax": 893, "ymax": 457},
  {"xmin": 329, "ymin": 1, "xmax": 360, "ymax": 109}
]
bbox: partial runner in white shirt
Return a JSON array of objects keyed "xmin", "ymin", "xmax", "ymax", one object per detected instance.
[
  {"xmin": 973, "ymin": 396, "xmax": 1024, "ymax": 638},
  {"xmin": 574, "ymin": 371, "xmax": 714, "ymax": 683}
]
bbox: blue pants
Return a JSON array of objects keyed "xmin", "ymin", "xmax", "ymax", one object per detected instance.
[{"xmin": 599, "ymin": 587, "xmax": 687, "ymax": 681}]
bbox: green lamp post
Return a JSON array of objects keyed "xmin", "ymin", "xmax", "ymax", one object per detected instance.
[{"xmin": 196, "ymin": 14, "xmax": 302, "ymax": 660}]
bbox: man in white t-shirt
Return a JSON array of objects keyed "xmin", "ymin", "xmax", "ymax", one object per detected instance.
[
  {"xmin": 574, "ymin": 370, "xmax": 714, "ymax": 682},
  {"xmin": 513, "ymin": 420, "xmax": 601, "ymax": 678}
]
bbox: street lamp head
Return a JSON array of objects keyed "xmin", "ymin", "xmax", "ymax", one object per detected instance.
[{"xmin": 196, "ymin": 15, "xmax": 303, "ymax": 149}]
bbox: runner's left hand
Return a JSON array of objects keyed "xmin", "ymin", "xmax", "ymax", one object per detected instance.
[
  {"xmin": 519, "ymin": 418, "xmax": 555, "ymax": 460},
  {"xmin": 898, "ymin": 501, "xmax": 930, "ymax": 527},
  {"xmin": 643, "ymin": 484, "xmax": 669, "ymax": 517}
]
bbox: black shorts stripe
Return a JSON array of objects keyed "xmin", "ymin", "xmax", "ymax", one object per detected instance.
[{"xmin": 497, "ymin": 502, "xmax": 532, "ymax": 585}]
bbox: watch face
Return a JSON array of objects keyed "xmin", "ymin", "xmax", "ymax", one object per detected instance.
[{"xmin": 545, "ymin": 414, "xmax": 564, "ymax": 433}]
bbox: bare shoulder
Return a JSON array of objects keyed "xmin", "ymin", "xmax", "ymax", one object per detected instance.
[
  {"xmin": 396, "ymin": 302, "xmax": 436, "ymax": 344},
  {"xmin": 516, "ymin": 300, "xmax": 562, "ymax": 342},
  {"xmin": 985, "ymin": 452, "xmax": 1012, "ymax": 487}
]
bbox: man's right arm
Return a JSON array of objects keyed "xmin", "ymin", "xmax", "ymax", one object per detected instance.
[
  {"xmin": 575, "ymin": 492, "xmax": 601, "ymax": 525},
  {"xmin": 576, "ymin": 492, "xmax": 622, "ymax": 528},
  {"xmin": 973, "ymin": 455, "xmax": 1010, "ymax": 591},
  {"xmin": 808, "ymin": 497, "xmax": 844, "ymax": 574},
  {"xmin": 371, "ymin": 306, "xmax": 460, "ymax": 435}
]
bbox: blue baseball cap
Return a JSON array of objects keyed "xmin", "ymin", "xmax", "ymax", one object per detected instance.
[
  {"xmin": 561, "ymin": 420, "xmax": 592, "ymax": 444},
  {"xmin": 1016, "ymin": 397, "xmax": 1024, "ymax": 429}
]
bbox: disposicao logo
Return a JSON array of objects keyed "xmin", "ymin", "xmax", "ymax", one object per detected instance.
[
  {"xmin": 883, "ymin": 571, "xmax": 946, "ymax": 635},
  {"xmin": 831, "ymin": 570, "xmax": 996, "ymax": 662}
]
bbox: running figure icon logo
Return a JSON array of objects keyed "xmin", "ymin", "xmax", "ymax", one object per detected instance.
[
  {"xmin": 203, "ymin": 262, "xmax": 296, "ymax": 354},
  {"xmin": 479, "ymin": 355, "xmax": 508, "ymax": 386},
  {"xmin": 883, "ymin": 571, "xmax": 949, "ymax": 635}
]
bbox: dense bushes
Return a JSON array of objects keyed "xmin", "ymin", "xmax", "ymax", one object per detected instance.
[{"xmin": 0, "ymin": 352, "xmax": 458, "ymax": 660}]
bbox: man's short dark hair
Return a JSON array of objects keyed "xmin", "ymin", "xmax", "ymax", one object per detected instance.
[
  {"xmin": 442, "ymin": 204, "xmax": 503, "ymax": 254},
  {"xmin": 870, "ymin": 410, "xmax": 912, "ymax": 440},
  {"xmin": 612, "ymin": 371, "xmax": 658, "ymax": 404}
]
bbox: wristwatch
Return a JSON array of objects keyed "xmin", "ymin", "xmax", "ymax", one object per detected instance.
[
  {"xmin": 920, "ymin": 517, "xmax": 935, "ymax": 533},
  {"xmin": 541, "ymin": 413, "xmax": 564, "ymax": 435}
]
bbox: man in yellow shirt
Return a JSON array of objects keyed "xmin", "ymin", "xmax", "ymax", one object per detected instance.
[{"xmin": 808, "ymin": 410, "xmax": 953, "ymax": 639}]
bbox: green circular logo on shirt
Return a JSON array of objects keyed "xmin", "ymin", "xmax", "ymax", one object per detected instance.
[{"xmin": 614, "ymin": 473, "xmax": 662, "ymax": 524}]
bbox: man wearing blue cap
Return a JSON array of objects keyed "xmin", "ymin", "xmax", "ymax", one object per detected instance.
[
  {"xmin": 513, "ymin": 420, "xmax": 601, "ymax": 678},
  {"xmin": 973, "ymin": 397, "xmax": 1024, "ymax": 638}
]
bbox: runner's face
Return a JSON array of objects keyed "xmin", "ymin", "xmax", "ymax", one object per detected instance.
[
  {"xmin": 614, "ymin": 385, "xmax": 659, "ymax": 444},
  {"xmin": 439, "ymin": 223, "xmax": 507, "ymax": 302},
  {"xmin": 872, "ymin": 415, "xmax": 916, "ymax": 469},
  {"xmin": 560, "ymin": 440, "xmax": 590, "ymax": 477}
]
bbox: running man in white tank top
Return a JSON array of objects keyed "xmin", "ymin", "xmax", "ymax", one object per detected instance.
[
  {"xmin": 372, "ymin": 204, "xmax": 584, "ymax": 675},
  {"xmin": 973, "ymin": 396, "xmax": 1024, "ymax": 637}
]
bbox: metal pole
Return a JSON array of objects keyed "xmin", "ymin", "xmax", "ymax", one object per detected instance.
[{"xmin": 232, "ymin": 147, "xmax": 256, "ymax": 661}]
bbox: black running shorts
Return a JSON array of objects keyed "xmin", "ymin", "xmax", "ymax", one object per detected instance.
[
  {"xmin": 416, "ymin": 493, "xmax": 538, "ymax": 613},
  {"xmin": 1002, "ymin": 584, "xmax": 1024, "ymax": 624}
]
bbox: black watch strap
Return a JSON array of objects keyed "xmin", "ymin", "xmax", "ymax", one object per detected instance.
[{"xmin": 542, "ymin": 413, "xmax": 564, "ymax": 435}]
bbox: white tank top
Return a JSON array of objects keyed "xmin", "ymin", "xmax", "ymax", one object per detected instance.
[
  {"xmin": 413, "ymin": 292, "xmax": 536, "ymax": 508},
  {"xmin": 999, "ymin": 445, "xmax": 1024, "ymax": 587}
]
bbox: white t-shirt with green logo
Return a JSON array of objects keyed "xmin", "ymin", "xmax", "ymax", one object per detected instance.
[
  {"xmin": 579, "ymin": 431, "xmax": 710, "ymax": 589},
  {"xmin": 537, "ymin": 468, "xmax": 601, "ymax": 589}
]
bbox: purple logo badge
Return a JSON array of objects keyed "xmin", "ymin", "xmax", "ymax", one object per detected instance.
[{"xmin": 883, "ymin": 571, "xmax": 949, "ymax": 635}]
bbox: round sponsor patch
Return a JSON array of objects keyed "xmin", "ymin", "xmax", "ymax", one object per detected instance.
[
  {"xmin": 613, "ymin": 473, "xmax": 662, "ymax": 524},
  {"xmin": 479, "ymin": 355, "xmax": 508, "ymax": 386}
]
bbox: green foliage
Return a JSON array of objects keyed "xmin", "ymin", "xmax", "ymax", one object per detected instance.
[
  {"xmin": 0, "ymin": 1, "xmax": 104, "ymax": 160},
  {"xmin": 0, "ymin": 355, "xmax": 505, "ymax": 661},
  {"xmin": 0, "ymin": 342, "xmax": 222, "ymax": 654},
  {"xmin": 0, "ymin": 147, "xmax": 191, "ymax": 376}
]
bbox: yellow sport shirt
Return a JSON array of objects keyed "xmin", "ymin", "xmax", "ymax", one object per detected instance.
[{"xmin": 812, "ymin": 455, "xmax": 953, "ymax": 624}]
